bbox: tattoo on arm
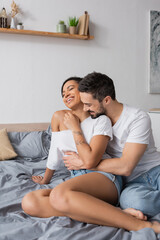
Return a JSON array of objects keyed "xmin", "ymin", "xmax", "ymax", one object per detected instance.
[
  {"xmin": 73, "ymin": 131, "xmax": 83, "ymax": 136},
  {"xmin": 73, "ymin": 131, "xmax": 87, "ymax": 146},
  {"xmin": 75, "ymin": 140, "xmax": 86, "ymax": 146}
]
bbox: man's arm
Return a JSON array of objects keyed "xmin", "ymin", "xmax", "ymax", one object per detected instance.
[
  {"xmin": 63, "ymin": 142, "xmax": 147, "ymax": 176},
  {"xmin": 94, "ymin": 142, "xmax": 147, "ymax": 176}
]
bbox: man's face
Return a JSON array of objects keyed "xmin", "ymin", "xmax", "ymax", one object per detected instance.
[{"xmin": 80, "ymin": 92, "xmax": 106, "ymax": 119}]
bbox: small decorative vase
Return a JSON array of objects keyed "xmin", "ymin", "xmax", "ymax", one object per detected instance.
[
  {"xmin": 10, "ymin": 17, "xmax": 16, "ymax": 29},
  {"xmin": 69, "ymin": 26, "xmax": 76, "ymax": 35},
  {"xmin": 56, "ymin": 23, "xmax": 66, "ymax": 33}
]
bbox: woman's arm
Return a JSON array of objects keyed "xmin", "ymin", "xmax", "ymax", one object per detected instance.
[
  {"xmin": 32, "ymin": 168, "xmax": 55, "ymax": 184},
  {"xmin": 32, "ymin": 111, "xmax": 61, "ymax": 184},
  {"xmin": 51, "ymin": 111, "xmax": 61, "ymax": 131},
  {"xmin": 63, "ymin": 112, "xmax": 110, "ymax": 169}
]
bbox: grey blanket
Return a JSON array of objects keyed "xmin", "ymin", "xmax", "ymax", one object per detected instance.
[{"xmin": 0, "ymin": 129, "xmax": 159, "ymax": 240}]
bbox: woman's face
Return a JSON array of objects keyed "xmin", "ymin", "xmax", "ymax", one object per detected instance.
[{"xmin": 62, "ymin": 80, "xmax": 81, "ymax": 109}]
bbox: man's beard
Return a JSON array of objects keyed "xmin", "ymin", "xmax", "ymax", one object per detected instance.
[{"xmin": 88, "ymin": 104, "xmax": 106, "ymax": 119}]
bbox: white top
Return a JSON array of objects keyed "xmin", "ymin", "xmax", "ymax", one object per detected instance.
[
  {"xmin": 106, "ymin": 104, "xmax": 160, "ymax": 183},
  {"xmin": 47, "ymin": 115, "xmax": 112, "ymax": 170}
]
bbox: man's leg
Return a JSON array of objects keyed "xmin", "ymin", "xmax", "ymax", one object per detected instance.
[
  {"xmin": 120, "ymin": 166, "xmax": 160, "ymax": 218},
  {"xmin": 120, "ymin": 183, "xmax": 160, "ymax": 217},
  {"xmin": 49, "ymin": 172, "xmax": 160, "ymax": 232}
]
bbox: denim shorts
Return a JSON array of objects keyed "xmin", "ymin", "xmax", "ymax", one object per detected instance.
[{"xmin": 71, "ymin": 169, "xmax": 123, "ymax": 200}]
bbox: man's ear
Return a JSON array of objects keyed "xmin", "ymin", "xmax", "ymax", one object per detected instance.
[{"xmin": 103, "ymin": 96, "xmax": 111, "ymax": 105}]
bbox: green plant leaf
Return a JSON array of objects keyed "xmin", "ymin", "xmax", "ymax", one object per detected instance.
[{"xmin": 68, "ymin": 16, "xmax": 79, "ymax": 26}]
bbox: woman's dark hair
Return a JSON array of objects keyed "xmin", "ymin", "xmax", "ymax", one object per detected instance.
[
  {"xmin": 61, "ymin": 77, "xmax": 82, "ymax": 96},
  {"xmin": 78, "ymin": 72, "xmax": 116, "ymax": 101}
]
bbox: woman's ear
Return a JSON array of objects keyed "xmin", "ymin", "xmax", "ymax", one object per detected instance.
[{"xmin": 103, "ymin": 96, "xmax": 111, "ymax": 106}]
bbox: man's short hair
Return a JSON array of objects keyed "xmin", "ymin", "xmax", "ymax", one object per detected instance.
[{"xmin": 78, "ymin": 72, "xmax": 116, "ymax": 101}]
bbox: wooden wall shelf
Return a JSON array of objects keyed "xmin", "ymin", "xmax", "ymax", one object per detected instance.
[{"xmin": 0, "ymin": 28, "xmax": 94, "ymax": 40}]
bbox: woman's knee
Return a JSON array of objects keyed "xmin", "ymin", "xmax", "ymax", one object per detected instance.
[
  {"xmin": 49, "ymin": 184, "xmax": 72, "ymax": 213},
  {"xmin": 22, "ymin": 191, "xmax": 39, "ymax": 216}
]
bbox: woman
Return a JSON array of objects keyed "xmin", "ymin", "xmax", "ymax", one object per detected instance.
[
  {"xmin": 32, "ymin": 77, "xmax": 116, "ymax": 187},
  {"xmin": 22, "ymin": 77, "xmax": 160, "ymax": 233}
]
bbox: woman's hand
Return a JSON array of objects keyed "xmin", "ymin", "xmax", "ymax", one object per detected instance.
[
  {"xmin": 32, "ymin": 175, "xmax": 44, "ymax": 184},
  {"xmin": 63, "ymin": 112, "xmax": 80, "ymax": 131}
]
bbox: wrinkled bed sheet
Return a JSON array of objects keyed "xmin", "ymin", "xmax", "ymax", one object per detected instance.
[{"xmin": 0, "ymin": 129, "xmax": 160, "ymax": 240}]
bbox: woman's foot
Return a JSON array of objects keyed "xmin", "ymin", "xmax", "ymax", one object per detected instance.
[
  {"xmin": 123, "ymin": 208, "xmax": 147, "ymax": 220},
  {"xmin": 148, "ymin": 221, "xmax": 160, "ymax": 234}
]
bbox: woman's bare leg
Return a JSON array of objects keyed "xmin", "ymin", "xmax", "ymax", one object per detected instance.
[
  {"xmin": 21, "ymin": 189, "xmax": 64, "ymax": 218},
  {"xmin": 22, "ymin": 172, "xmax": 117, "ymax": 218},
  {"xmin": 49, "ymin": 173, "xmax": 160, "ymax": 233},
  {"xmin": 22, "ymin": 173, "xmax": 160, "ymax": 233}
]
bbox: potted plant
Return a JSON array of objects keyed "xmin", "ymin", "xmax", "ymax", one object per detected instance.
[
  {"xmin": 56, "ymin": 20, "xmax": 66, "ymax": 33},
  {"xmin": 68, "ymin": 16, "xmax": 79, "ymax": 34},
  {"xmin": 17, "ymin": 22, "xmax": 23, "ymax": 30}
]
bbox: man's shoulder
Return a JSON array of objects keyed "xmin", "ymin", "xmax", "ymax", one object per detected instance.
[
  {"xmin": 124, "ymin": 104, "xmax": 149, "ymax": 119},
  {"xmin": 122, "ymin": 105, "xmax": 151, "ymax": 130},
  {"xmin": 93, "ymin": 115, "xmax": 112, "ymax": 125}
]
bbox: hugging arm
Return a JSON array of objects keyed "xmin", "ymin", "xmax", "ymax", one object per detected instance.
[
  {"xmin": 92, "ymin": 114, "xmax": 151, "ymax": 176},
  {"xmin": 93, "ymin": 142, "xmax": 147, "ymax": 176},
  {"xmin": 64, "ymin": 142, "xmax": 147, "ymax": 176},
  {"xmin": 63, "ymin": 112, "xmax": 110, "ymax": 169},
  {"xmin": 64, "ymin": 113, "xmax": 149, "ymax": 175}
]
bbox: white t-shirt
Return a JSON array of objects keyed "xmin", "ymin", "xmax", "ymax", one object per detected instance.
[
  {"xmin": 106, "ymin": 104, "xmax": 160, "ymax": 183},
  {"xmin": 47, "ymin": 115, "xmax": 112, "ymax": 170}
]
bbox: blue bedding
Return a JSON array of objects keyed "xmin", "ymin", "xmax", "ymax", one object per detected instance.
[{"xmin": 0, "ymin": 128, "xmax": 159, "ymax": 240}]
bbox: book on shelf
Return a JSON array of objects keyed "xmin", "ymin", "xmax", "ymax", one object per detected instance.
[
  {"xmin": 78, "ymin": 11, "xmax": 89, "ymax": 36},
  {"xmin": 149, "ymin": 108, "xmax": 160, "ymax": 113}
]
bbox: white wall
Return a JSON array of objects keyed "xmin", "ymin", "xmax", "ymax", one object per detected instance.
[{"xmin": 0, "ymin": 0, "xmax": 160, "ymax": 123}]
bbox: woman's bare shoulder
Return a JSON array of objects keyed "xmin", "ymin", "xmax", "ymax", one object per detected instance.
[
  {"xmin": 51, "ymin": 110, "xmax": 71, "ymax": 123},
  {"xmin": 51, "ymin": 110, "xmax": 70, "ymax": 131},
  {"xmin": 52, "ymin": 110, "xmax": 70, "ymax": 120}
]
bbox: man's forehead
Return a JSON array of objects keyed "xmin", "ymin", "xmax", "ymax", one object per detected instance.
[
  {"xmin": 80, "ymin": 92, "xmax": 93, "ymax": 100},
  {"xmin": 79, "ymin": 92, "xmax": 98, "ymax": 105}
]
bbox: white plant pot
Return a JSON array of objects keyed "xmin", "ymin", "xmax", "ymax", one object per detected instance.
[{"xmin": 17, "ymin": 24, "xmax": 23, "ymax": 30}]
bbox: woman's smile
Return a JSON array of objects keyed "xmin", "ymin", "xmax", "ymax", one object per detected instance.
[{"xmin": 66, "ymin": 96, "xmax": 74, "ymax": 103}]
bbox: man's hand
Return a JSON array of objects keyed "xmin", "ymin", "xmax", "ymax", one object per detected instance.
[{"xmin": 63, "ymin": 151, "xmax": 84, "ymax": 170}]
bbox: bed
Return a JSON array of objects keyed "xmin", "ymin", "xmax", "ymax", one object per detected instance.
[{"xmin": 0, "ymin": 122, "xmax": 160, "ymax": 240}]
